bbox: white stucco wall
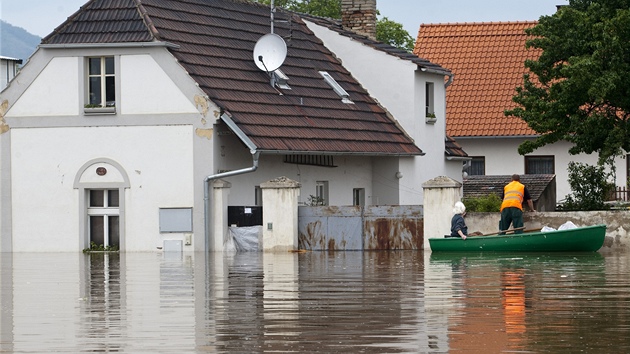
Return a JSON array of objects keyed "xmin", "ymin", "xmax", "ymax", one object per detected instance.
[
  {"xmin": 120, "ymin": 54, "xmax": 199, "ymax": 115},
  {"xmin": 214, "ymin": 148, "xmax": 378, "ymax": 207},
  {"xmin": 10, "ymin": 125, "xmax": 194, "ymax": 252},
  {"xmin": 304, "ymin": 20, "xmax": 458, "ymax": 205},
  {"xmin": 0, "ymin": 45, "xmax": 214, "ymax": 252},
  {"xmin": 459, "ymin": 138, "xmax": 626, "ymax": 201},
  {"xmin": 8, "ymin": 57, "xmax": 80, "ymax": 116}
]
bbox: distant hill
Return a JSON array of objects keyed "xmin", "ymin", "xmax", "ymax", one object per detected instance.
[{"xmin": 1, "ymin": 21, "xmax": 41, "ymax": 62}]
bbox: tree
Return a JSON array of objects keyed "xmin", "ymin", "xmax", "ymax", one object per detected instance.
[
  {"xmin": 560, "ymin": 161, "xmax": 614, "ymax": 211},
  {"xmin": 376, "ymin": 17, "xmax": 415, "ymax": 52},
  {"xmin": 254, "ymin": 0, "xmax": 413, "ymax": 51},
  {"xmin": 506, "ymin": 0, "xmax": 630, "ymax": 165}
]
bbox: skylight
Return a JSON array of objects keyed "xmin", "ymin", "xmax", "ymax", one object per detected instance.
[
  {"xmin": 319, "ymin": 71, "xmax": 354, "ymax": 104},
  {"xmin": 272, "ymin": 69, "xmax": 291, "ymax": 90}
]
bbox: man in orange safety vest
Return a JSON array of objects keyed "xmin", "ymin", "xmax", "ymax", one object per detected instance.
[{"xmin": 499, "ymin": 174, "xmax": 536, "ymax": 234}]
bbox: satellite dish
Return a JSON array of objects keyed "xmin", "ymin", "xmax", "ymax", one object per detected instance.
[{"xmin": 253, "ymin": 33, "xmax": 287, "ymax": 72}]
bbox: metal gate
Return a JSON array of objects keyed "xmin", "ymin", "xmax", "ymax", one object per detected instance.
[{"xmin": 298, "ymin": 205, "xmax": 424, "ymax": 251}]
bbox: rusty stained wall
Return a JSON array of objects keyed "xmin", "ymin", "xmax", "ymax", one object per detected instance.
[{"xmin": 298, "ymin": 205, "xmax": 424, "ymax": 251}]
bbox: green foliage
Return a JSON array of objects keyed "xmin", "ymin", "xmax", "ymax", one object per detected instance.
[
  {"xmin": 255, "ymin": 0, "xmax": 340, "ymax": 18},
  {"xmin": 462, "ymin": 194, "xmax": 502, "ymax": 212},
  {"xmin": 83, "ymin": 241, "xmax": 119, "ymax": 253},
  {"xmin": 307, "ymin": 194, "xmax": 325, "ymax": 206},
  {"xmin": 505, "ymin": 1, "xmax": 630, "ymax": 164},
  {"xmin": 559, "ymin": 161, "xmax": 613, "ymax": 211},
  {"xmin": 254, "ymin": 0, "xmax": 414, "ymax": 52},
  {"xmin": 376, "ymin": 17, "xmax": 415, "ymax": 52}
]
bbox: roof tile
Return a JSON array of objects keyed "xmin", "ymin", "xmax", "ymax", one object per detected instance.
[
  {"xmin": 42, "ymin": 0, "xmax": 423, "ymax": 156},
  {"xmin": 415, "ymin": 21, "xmax": 540, "ymax": 137}
]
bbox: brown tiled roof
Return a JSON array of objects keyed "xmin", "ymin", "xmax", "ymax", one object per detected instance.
[
  {"xmin": 414, "ymin": 22, "xmax": 541, "ymax": 137},
  {"xmin": 445, "ymin": 135, "xmax": 467, "ymax": 158},
  {"xmin": 42, "ymin": 0, "xmax": 423, "ymax": 156},
  {"xmin": 463, "ymin": 174, "xmax": 555, "ymax": 202}
]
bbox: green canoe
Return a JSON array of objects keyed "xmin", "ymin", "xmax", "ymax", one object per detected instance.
[{"xmin": 429, "ymin": 224, "xmax": 606, "ymax": 252}]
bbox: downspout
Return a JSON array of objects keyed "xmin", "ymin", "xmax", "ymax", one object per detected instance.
[
  {"xmin": 445, "ymin": 72, "xmax": 454, "ymax": 88},
  {"xmin": 203, "ymin": 150, "xmax": 259, "ymax": 252},
  {"xmin": 203, "ymin": 113, "xmax": 260, "ymax": 252}
]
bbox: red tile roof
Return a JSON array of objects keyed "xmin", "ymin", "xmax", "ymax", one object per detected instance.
[
  {"xmin": 414, "ymin": 22, "xmax": 541, "ymax": 137},
  {"xmin": 42, "ymin": 0, "xmax": 424, "ymax": 156}
]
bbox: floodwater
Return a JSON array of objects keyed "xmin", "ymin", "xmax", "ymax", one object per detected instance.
[{"xmin": 1, "ymin": 250, "xmax": 629, "ymax": 353}]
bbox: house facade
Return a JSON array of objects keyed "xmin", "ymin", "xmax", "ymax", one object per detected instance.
[
  {"xmin": 303, "ymin": 5, "xmax": 466, "ymax": 205},
  {"xmin": 0, "ymin": 0, "xmax": 456, "ymax": 253},
  {"xmin": 414, "ymin": 21, "xmax": 627, "ymax": 203}
]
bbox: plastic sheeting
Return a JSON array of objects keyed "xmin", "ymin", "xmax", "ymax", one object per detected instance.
[
  {"xmin": 225, "ymin": 225, "xmax": 262, "ymax": 252},
  {"xmin": 541, "ymin": 221, "xmax": 579, "ymax": 232}
]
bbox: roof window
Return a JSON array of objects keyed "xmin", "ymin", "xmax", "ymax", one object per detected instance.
[
  {"xmin": 319, "ymin": 71, "xmax": 354, "ymax": 104},
  {"xmin": 272, "ymin": 69, "xmax": 291, "ymax": 90}
]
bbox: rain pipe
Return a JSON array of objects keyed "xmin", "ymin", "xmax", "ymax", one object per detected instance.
[{"xmin": 204, "ymin": 113, "xmax": 260, "ymax": 252}]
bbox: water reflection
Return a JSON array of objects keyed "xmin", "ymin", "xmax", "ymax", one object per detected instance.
[
  {"xmin": 429, "ymin": 252, "xmax": 630, "ymax": 353},
  {"xmin": 0, "ymin": 251, "xmax": 629, "ymax": 353}
]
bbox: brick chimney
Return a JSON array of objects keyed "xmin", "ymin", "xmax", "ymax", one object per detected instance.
[{"xmin": 341, "ymin": 0, "xmax": 377, "ymax": 40}]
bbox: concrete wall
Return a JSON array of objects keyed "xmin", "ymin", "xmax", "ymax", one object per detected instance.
[{"xmin": 465, "ymin": 210, "xmax": 630, "ymax": 253}]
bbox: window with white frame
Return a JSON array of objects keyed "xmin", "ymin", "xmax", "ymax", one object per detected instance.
[
  {"xmin": 87, "ymin": 189, "xmax": 120, "ymax": 248},
  {"xmin": 525, "ymin": 155, "xmax": 555, "ymax": 174},
  {"xmin": 87, "ymin": 56, "xmax": 116, "ymax": 108},
  {"xmin": 315, "ymin": 181, "xmax": 329, "ymax": 206}
]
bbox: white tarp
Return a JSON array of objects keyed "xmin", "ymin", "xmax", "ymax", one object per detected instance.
[{"xmin": 225, "ymin": 225, "xmax": 262, "ymax": 252}]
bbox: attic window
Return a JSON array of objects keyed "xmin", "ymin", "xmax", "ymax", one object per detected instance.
[
  {"xmin": 272, "ymin": 69, "xmax": 291, "ymax": 90},
  {"xmin": 319, "ymin": 71, "xmax": 354, "ymax": 104}
]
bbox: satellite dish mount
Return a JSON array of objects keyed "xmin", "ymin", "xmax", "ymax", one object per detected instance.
[{"xmin": 253, "ymin": 0, "xmax": 288, "ymax": 88}]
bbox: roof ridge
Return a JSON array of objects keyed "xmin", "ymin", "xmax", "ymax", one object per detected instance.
[
  {"xmin": 420, "ymin": 20, "xmax": 539, "ymax": 27},
  {"xmin": 134, "ymin": 0, "xmax": 161, "ymax": 41}
]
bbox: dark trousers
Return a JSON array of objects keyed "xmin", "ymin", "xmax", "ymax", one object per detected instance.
[{"xmin": 499, "ymin": 207, "xmax": 523, "ymax": 234}]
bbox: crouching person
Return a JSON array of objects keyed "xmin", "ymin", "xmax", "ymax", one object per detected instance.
[{"xmin": 448, "ymin": 201, "xmax": 482, "ymax": 240}]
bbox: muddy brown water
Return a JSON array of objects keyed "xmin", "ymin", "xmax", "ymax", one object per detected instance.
[{"xmin": 1, "ymin": 251, "xmax": 629, "ymax": 353}]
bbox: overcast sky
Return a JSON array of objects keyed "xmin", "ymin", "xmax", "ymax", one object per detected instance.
[{"xmin": 1, "ymin": 0, "xmax": 568, "ymax": 38}]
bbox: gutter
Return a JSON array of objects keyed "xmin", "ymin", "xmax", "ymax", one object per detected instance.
[{"xmin": 446, "ymin": 156, "xmax": 471, "ymax": 161}]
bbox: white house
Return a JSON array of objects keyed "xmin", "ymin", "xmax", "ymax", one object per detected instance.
[
  {"xmin": 0, "ymin": 56, "xmax": 22, "ymax": 89},
  {"xmin": 0, "ymin": 0, "xmax": 459, "ymax": 253},
  {"xmin": 303, "ymin": 1, "xmax": 466, "ymax": 206},
  {"xmin": 415, "ymin": 21, "xmax": 627, "ymax": 203}
]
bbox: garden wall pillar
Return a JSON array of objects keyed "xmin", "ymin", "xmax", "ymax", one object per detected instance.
[
  {"xmin": 261, "ymin": 176, "xmax": 301, "ymax": 252},
  {"xmin": 422, "ymin": 176, "xmax": 462, "ymax": 250}
]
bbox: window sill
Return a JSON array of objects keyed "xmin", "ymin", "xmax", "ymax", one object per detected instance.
[
  {"xmin": 84, "ymin": 107, "xmax": 116, "ymax": 115},
  {"xmin": 426, "ymin": 117, "xmax": 437, "ymax": 124}
]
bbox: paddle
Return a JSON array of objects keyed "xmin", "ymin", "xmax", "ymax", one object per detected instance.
[
  {"xmin": 476, "ymin": 227, "xmax": 544, "ymax": 237},
  {"xmin": 476, "ymin": 226, "xmax": 526, "ymax": 237}
]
